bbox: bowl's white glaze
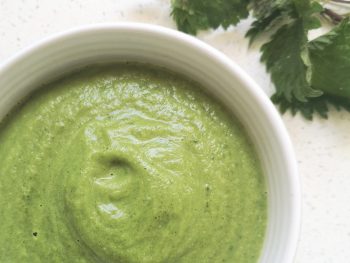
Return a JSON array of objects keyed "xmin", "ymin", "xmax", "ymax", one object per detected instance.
[{"xmin": 0, "ymin": 23, "xmax": 300, "ymax": 263}]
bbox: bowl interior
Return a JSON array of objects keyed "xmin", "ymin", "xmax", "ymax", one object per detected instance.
[{"xmin": 0, "ymin": 24, "xmax": 299, "ymax": 263}]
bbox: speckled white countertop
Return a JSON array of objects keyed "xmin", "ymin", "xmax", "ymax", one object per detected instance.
[{"xmin": 1, "ymin": 1, "xmax": 350, "ymax": 262}]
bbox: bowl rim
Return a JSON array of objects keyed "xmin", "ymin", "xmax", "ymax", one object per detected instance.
[{"xmin": 0, "ymin": 22, "xmax": 301, "ymax": 262}]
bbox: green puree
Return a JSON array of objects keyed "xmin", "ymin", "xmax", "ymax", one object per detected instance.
[{"xmin": 0, "ymin": 64, "xmax": 267, "ymax": 263}]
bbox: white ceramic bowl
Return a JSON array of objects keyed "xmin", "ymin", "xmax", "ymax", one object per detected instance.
[{"xmin": 0, "ymin": 23, "xmax": 300, "ymax": 263}]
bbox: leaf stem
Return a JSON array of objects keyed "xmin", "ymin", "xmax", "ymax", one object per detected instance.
[
  {"xmin": 331, "ymin": 0, "xmax": 350, "ymax": 4},
  {"xmin": 323, "ymin": 8, "xmax": 344, "ymax": 23}
]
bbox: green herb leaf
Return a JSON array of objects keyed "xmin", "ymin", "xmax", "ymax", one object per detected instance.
[
  {"xmin": 274, "ymin": 17, "xmax": 350, "ymax": 119},
  {"xmin": 171, "ymin": 0, "xmax": 250, "ymax": 35},
  {"xmin": 246, "ymin": 0, "xmax": 294, "ymax": 43},
  {"xmin": 246, "ymin": 9, "xmax": 284, "ymax": 44},
  {"xmin": 272, "ymin": 93, "xmax": 350, "ymax": 120},
  {"xmin": 170, "ymin": 0, "xmax": 350, "ymax": 120},
  {"xmin": 249, "ymin": 0, "xmax": 289, "ymax": 19},
  {"xmin": 310, "ymin": 18, "xmax": 350, "ymax": 100},
  {"xmin": 261, "ymin": 17, "xmax": 322, "ymax": 102},
  {"xmin": 248, "ymin": 1, "xmax": 323, "ymax": 107}
]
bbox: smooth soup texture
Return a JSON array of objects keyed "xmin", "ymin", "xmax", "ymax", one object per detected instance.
[{"xmin": 0, "ymin": 64, "xmax": 267, "ymax": 263}]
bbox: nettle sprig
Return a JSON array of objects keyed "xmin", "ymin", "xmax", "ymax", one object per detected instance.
[{"xmin": 171, "ymin": 0, "xmax": 350, "ymax": 119}]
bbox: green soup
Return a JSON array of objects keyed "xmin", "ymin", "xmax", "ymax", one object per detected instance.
[{"xmin": 0, "ymin": 64, "xmax": 267, "ymax": 263}]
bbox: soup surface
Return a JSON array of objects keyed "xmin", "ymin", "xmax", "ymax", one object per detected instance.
[{"xmin": 0, "ymin": 64, "xmax": 267, "ymax": 263}]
